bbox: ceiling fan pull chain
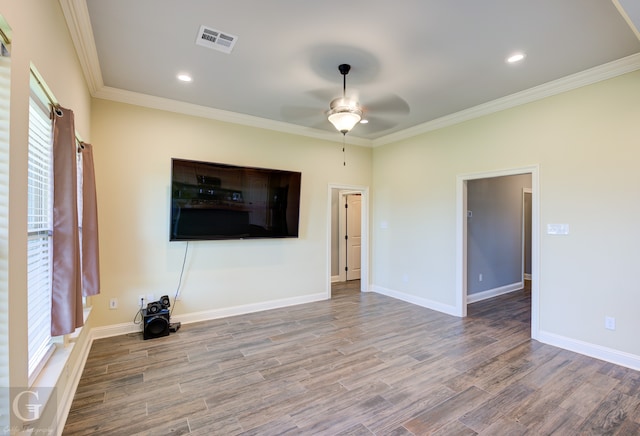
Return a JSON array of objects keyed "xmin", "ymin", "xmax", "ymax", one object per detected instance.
[{"xmin": 343, "ymin": 134, "xmax": 346, "ymax": 166}]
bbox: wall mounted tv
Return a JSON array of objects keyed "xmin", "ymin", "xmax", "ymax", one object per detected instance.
[{"xmin": 170, "ymin": 158, "xmax": 301, "ymax": 241}]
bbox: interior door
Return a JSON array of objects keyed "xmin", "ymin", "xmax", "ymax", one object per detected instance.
[{"xmin": 346, "ymin": 194, "xmax": 361, "ymax": 280}]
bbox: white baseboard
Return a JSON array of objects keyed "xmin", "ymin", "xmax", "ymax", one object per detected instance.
[
  {"xmin": 538, "ymin": 330, "xmax": 640, "ymax": 371},
  {"xmin": 91, "ymin": 320, "xmax": 142, "ymax": 339},
  {"xmin": 371, "ymin": 285, "xmax": 459, "ymax": 316},
  {"xmin": 467, "ymin": 281, "xmax": 523, "ymax": 304},
  {"xmin": 331, "ymin": 275, "xmax": 340, "ymax": 283},
  {"xmin": 91, "ymin": 292, "xmax": 327, "ymax": 339},
  {"xmin": 370, "ymin": 285, "xmax": 640, "ymax": 372}
]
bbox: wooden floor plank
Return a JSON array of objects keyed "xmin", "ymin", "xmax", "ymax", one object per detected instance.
[{"xmin": 62, "ymin": 281, "xmax": 640, "ymax": 435}]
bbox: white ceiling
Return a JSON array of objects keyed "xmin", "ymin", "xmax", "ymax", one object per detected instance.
[{"xmin": 61, "ymin": 0, "xmax": 640, "ymax": 145}]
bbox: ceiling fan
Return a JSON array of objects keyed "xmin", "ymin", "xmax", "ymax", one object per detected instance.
[
  {"xmin": 280, "ymin": 63, "xmax": 410, "ymax": 137},
  {"xmin": 324, "ymin": 63, "xmax": 410, "ymax": 136},
  {"xmin": 327, "ymin": 64, "xmax": 363, "ymax": 135}
]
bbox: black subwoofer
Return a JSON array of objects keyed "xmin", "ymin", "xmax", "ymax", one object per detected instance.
[{"xmin": 143, "ymin": 308, "xmax": 170, "ymax": 340}]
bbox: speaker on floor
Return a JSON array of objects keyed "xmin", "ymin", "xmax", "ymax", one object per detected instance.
[
  {"xmin": 143, "ymin": 308, "xmax": 170, "ymax": 340},
  {"xmin": 146, "ymin": 301, "xmax": 163, "ymax": 314},
  {"xmin": 159, "ymin": 295, "xmax": 170, "ymax": 309}
]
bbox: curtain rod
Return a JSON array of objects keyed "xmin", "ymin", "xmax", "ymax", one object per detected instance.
[
  {"xmin": 30, "ymin": 67, "xmax": 84, "ymax": 145},
  {"xmin": 0, "ymin": 29, "xmax": 9, "ymax": 47},
  {"xmin": 0, "ymin": 15, "xmax": 11, "ymax": 48}
]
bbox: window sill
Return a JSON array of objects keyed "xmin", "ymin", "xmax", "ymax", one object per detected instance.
[{"xmin": 27, "ymin": 306, "xmax": 93, "ymax": 403}]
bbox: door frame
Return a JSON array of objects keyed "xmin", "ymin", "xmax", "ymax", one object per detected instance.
[
  {"xmin": 522, "ymin": 188, "xmax": 532, "ymax": 281},
  {"xmin": 327, "ymin": 184, "xmax": 369, "ymax": 298},
  {"xmin": 455, "ymin": 165, "xmax": 540, "ymax": 339}
]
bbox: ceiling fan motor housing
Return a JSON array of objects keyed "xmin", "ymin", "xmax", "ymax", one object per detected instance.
[{"xmin": 338, "ymin": 64, "xmax": 351, "ymax": 75}]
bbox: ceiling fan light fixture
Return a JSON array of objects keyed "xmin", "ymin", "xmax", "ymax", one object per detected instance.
[{"xmin": 328, "ymin": 109, "xmax": 362, "ymax": 134}]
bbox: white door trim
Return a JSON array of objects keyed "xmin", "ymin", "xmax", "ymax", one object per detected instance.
[
  {"xmin": 327, "ymin": 184, "xmax": 369, "ymax": 298},
  {"xmin": 455, "ymin": 166, "xmax": 540, "ymax": 340},
  {"xmin": 522, "ymin": 188, "xmax": 533, "ymax": 281}
]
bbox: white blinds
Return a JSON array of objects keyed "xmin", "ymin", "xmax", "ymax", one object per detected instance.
[
  {"xmin": 0, "ymin": 37, "xmax": 10, "ymax": 429},
  {"xmin": 27, "ymin": 87, "xmax": 54, "ymax": 377}
]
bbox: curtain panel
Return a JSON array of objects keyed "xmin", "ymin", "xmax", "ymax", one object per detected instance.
[
  {"xmin": 51, "ymin": 107, "xmax": 100, "ymax": 336},
  {"xmin": 80, "ymin": 143, "xmax": 100, "ymax": 297}
]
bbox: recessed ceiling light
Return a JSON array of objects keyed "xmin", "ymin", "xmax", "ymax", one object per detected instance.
[
  {"xmin": 177, "ymin": 73, "xmax": 193, "ymax": 82},
  {"xmin": 507, "ymin": 53, "xmax": 526, "ymax": 63},
  {"xmin": 360, "ymin": 119, "xmax": 369, "ymax": 124}
]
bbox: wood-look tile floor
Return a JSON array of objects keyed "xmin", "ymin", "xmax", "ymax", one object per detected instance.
[{"xmin": 63, "ymin": 281, "xmax": 640, "ymax": 435}]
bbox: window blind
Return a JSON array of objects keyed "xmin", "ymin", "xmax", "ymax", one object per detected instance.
[
  {"xmin": 27, "ymin": 87, "xmax": 54, "ymax": 378},
  {"xmin": 0, "ymin": 33, "xmax": 11, "ymax": 427}
]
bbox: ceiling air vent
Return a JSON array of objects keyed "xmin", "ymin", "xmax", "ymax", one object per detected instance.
[{"xmin": 195, "ymin": 25, "xmax": 238, "ymax": 54}]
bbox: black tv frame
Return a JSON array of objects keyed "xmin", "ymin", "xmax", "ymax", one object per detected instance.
[{"xmin": 170, "ymin": 158, "xmax": 301, "ymax": 241}]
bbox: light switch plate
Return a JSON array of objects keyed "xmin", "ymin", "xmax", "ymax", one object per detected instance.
[
  {"xmin": 605, "ymin": 316, "xmax": 616, "ymax": 330},
  {"xmin": 547, "ymin": 223, "xmax": 569, "ymax": 235}
]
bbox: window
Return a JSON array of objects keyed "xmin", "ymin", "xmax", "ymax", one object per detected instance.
[
  {"xmin": 27, "ymin": 72, "xmax": 55, "ymax": 379},
  {"xmin": 0, "ymin": 15, "xmax": 11, "ymax": 429}
]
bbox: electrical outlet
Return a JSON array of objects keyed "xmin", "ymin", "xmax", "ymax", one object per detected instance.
[
  {"xmin": 479, "ymin": 273, "xmax": 483, "ymax": 282},
  {"xmin": 605, "ymin": 316, "xmax": 616, "ymax": 331},
  {"xmin": 109, "ymin": 298, "xmax": 118, "ymax": 310},
  {"xmin": 138, "ymin": 295, "xmax": 146, "ymax": 308}
]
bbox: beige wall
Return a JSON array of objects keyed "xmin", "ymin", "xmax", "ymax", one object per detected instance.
[
  {"xmin": 0, "ymin": 0, "xmax": 93, "ymax": 428},
  {"xmin": 372, "ymin": 70, "xmax": 640, "ymax": 357},
  {"xmin": 88, "ymin": 99, "xmax": 372, "ymax": 327},
  {"xmin": 3, "ymin": 0, "xmax": 640, "ymax": 429}
]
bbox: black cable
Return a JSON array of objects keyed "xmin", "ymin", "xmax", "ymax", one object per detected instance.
[
  {"xmin": 133, "ymin": 297, "xmax": 144, "ymax": 324},
  {"xmin": 171, "ymin": 241, "xmax": 189, "ymax": 316}
]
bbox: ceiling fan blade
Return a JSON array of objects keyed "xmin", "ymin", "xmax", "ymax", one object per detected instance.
[
  {"xmin": 281, "ymin": 105, "xmax": 324, "ymax": 121},
  {"xmin": 307, "ymin": 88, "xmax": 338, "ymax": 102},
  {"xmin": 355, "ymin": 115, "xmax": 397, "ymax": 134},
  {"xmin": 310, "ymin": 120, "xmax": 334, "ymax": 131},
  {"xmin": 363, "ymin": 94, "xmax": 410, "ymax": 115}
]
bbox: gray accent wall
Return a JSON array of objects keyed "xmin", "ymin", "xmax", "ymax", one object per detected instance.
[{"xmin": 467, "ymin": 174, "xmax": 532, "ymax": 295}]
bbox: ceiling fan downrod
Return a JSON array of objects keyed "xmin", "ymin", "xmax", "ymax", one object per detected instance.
[
  {"xmin": 339, "ymin": 63, "xmax": 351, "ymax": 97},
  {"xmin": 327, "ymin": 63, "xmax": 362, "ymax": 135}
]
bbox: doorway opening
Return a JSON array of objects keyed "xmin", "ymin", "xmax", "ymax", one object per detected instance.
[
  {"xmin": 339, "ymin": 191, "xmax": 362, "ymax": 282},
  {"xmin": 456, "ymin": 166, "xmax": 539, "ymax": 339},
  {"xmin": 328, "ymin": 185, "xmax": 369, "ymax": 298}
]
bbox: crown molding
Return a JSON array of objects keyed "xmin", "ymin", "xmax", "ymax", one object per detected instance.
[
  {"xmin": 613, "ymin": 0, "xmax": 640, "ymax": 41},
  {"xmin": 372, "ymin": 52, "xmax": 640, "ymax": 147},
  {"xmin": 59, "ymin": 0, "xmax": 103, "ymax": 94},
  {"xmin": 94, "ymin": 86, "xmax": 372, "ymax": 147},
  {"xmin": 60, "ymin": 0, "xmax": 640, "ymax": 148},
  {"xmin": 59, "ymin": 0, "xmax": 370, "ymax": 146}
]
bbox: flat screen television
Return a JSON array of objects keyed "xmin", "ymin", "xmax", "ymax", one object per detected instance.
[{"xmin": 170, "ymin": 158, "xmax": 301, "ymax": 241}]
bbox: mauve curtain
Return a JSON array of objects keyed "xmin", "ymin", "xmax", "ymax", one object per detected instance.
[
  {"xmin": 80, "ymin": 142, "xmax": 100, "ymax": 297},
  {"xmin": 51, "ymin": 106, "xmax": 83, "ymax": 336}
]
